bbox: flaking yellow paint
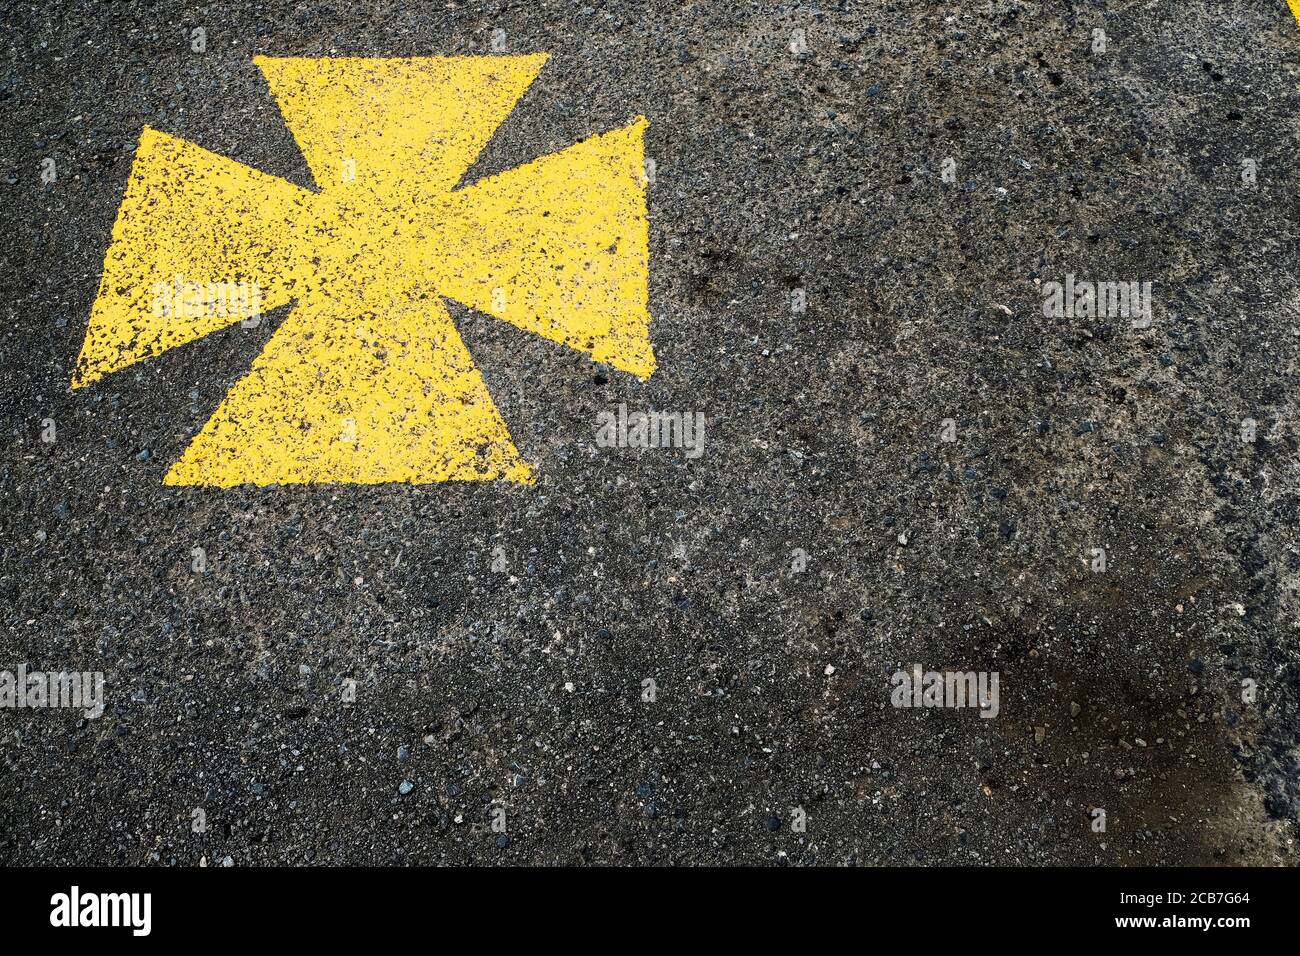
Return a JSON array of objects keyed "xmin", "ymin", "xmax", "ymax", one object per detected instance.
[{"xmin": 75, "ymin": 55, "xmax": 653, "ymax": 487}]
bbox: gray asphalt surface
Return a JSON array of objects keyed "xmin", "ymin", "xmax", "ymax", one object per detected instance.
[{"xmin": 2, "ymin": 0, "xmax": 1299, "ymax": 865}]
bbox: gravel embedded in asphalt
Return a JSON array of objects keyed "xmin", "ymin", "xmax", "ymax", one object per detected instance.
[{"xmin": 1, "ymin": 0, "xmax": 1298, "ymax": 865}]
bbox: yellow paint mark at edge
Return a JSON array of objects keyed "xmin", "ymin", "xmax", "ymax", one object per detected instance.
[{"xmin": 1291, "ymin": 0, "xmax": 1300, "ymax": 26}]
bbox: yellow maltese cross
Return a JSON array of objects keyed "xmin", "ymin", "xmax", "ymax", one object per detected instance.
[{"xmin": 74, "ymin": 54, "xmax": 654, "ymax": 486}]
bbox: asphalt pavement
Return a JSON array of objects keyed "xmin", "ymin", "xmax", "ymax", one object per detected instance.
[{"xmin": 2, "ymin": 0, "xmax": 1299, "ymax": 865}]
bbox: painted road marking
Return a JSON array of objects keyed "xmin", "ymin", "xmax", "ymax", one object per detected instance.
[
  {"xmin": 1292, "ymin": 0, "xmax": 1300, "ymax": 26},
  {"xmin": 75, "ymin": 55, "xmax": 653, "ymax": 487}
]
